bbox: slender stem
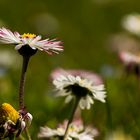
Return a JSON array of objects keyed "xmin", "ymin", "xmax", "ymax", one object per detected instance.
[
  {"xmin": 9, "ymin": 134, "xmax": 15, "ymax": 140},
  {"xmin": 63, "ymin": 97, "xmax": 80, "ymax": 140},
  {"xmin": 105, "ymin": 97, "xmax": 113, "ymax": 130},
  {"xmin": 25, "ymin": 128, "xmax": 32, "ymax": 140},
  {"xmin": 19, "ymin": 56, "xmax": 30, "ymax": 109},
  {"xmin": 19, "ymin": 135, "xmax": 26, "ymax": 140},
  {"xmin": 126, "ymin": 91, "xmax": 140, "ymax": 134}
]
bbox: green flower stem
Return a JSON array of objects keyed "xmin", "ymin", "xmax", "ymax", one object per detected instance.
[
  {"xmin": 63, "ymin": 97, "xmax": 80, "ymax": 140},
  {"xmin": 9, "ymin": 134, "xmax": 15, "ymax": 140},
  {"xmin": 19, "ymin": 135, "xmax": 26, "ymax": 140},
  {"xmin": 105, "ymin": 97, "xmax": 113, "ymax": 130},
  {"xmin": 19, "ymin": 56, "xmax": 30, "ymax": 109},
  {"xmin": 126, "ymin": 91, "xmax": 140, "ymax": 134},
  {"xmin": 25, "ymin": 128, "xmax": 32, "ymax": 140}
]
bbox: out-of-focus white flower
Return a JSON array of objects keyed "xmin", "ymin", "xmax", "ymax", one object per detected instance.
[
  {"xmin": 0, "ymin": 50, "xmax": 19, "ymax": 77},
  {"xmin": 119, "ymin": 51, "xmax": 140, "ymax": 65},
  {"xmin": 0, "ymin": 50, "xmax": 17, "ymax": 67},
  {"xmin": 38, "ymin": 120, "xmax": 98, "ymax": 140},
  {"xmin": 109, "ymin": 34, "xmax": 140, "ymax": 76},
  {"xmin": 119, "ymin": 50, "xmax": 140, "ymax": 76},
  {"xmin": 0, "ymin": 27, "xmax": 63, "ymax": 55},
  {"xmin": 51, "ymin": 69, "xmax": 106, "ymax": 109},
  {"xmin": 122, "ymin": 13, "xmax": 140, "ymax": 36}
]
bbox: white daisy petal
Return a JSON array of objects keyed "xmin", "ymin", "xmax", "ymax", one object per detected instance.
[
  {"xmin": 79, "ymin": 98, "xmax": 86, "ymax": 109},
  {"xmin": 0, "ymin": 27, "xmax": 21, "ymax": 44},
  {"xmin": 87, "ymin": 95, "xmax": 94, "ymax": 104},
  {"xmin": 68, "ymin": 75, "xmax": 76, "ymax": 82},
  {"xmin": 15, "ymin": 44, "xmax": 24, "ymax": 50},
  {"xmin": 65, "ymin": 95, "xmax": 74, "ymax": 103},
  {"xmin": 93, "ymin": 84, "xmax": 105, "ymax": 90},
  {"xmin": 76, "ymin": 76, "xmax": 81, "ymax": 82},
  {"xmin": 86, "ymin": 100, "xmax": 91, "ymax": 110},
  {"xmin": 93, "ymin": 90, "xmax": 106, "ymax": 102}
]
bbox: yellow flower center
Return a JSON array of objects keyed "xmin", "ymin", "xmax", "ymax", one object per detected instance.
[
  {"xmin": 69, "ymin": 126, "xmax": 75, "ymax": 132},
  {"xmin": 69, "ymin": 125, "xmax": 79, "ymax": 132},
  {"xmin": 21, "ymin": 33, "xmax": 36, "ymax": 38},
  {"xmin": 0, "ymin": 103, "xmax": 20, "ymax": 124}
]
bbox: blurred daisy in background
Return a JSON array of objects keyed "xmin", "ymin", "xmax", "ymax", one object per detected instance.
[
  {"xmin": 119, "ymin": 50, "xmax": 140, "ymax": 76},
  {"xmin": 0, "ymin": 50, "xmax": 17, "ymax": 67},
  {"xmin": 122, "ymin": 13, "xmax": 140, "ymax": 36},
  {"xmin": 109, "ymin": 34, "xmax": 140, "ymax": 77},
  {"xmin": 51, "ymin": 68, "xmax": 106, "ymax": 109},
  {"xmin": 0, "ymin": 50, "xmax": 18, "ymax": 77},
  {"xmin": 38, "ymin": 119, "xmax": 98, "ymax": 140}
]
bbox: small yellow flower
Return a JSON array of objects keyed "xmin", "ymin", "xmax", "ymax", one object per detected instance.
[{"xmin": 0, "ymin": 103, "xmax": 19, "ymax": 125}]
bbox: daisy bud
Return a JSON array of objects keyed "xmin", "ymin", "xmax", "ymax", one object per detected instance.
[{"xmin": 24, "ymin": 112, "xmax": 33, "ymax": 127}]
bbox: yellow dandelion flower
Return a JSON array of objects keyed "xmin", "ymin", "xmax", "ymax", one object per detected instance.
[{"xmin": 0, "ymin": 103, "xmax": 20, "ymax": 124}]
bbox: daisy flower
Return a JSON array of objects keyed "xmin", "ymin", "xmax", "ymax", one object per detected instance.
[
  {"xmin": 109, "ymin": 34, "xmax": 140, "ymax": 77},
  {"xmin": 38, "ymin": 119, "xmax": 98, "ymax": 140},
  {"xmin": 51, "ymin": 69, "xmax": 106, "ymax": 109},
  {"xmin": 119, "ymin": 50, "xmax": 140, "ymax": 76},
  {"xmin": 0, "ymin": 27, "xmax": 63, "ymax": 56},
  {"xmin": 119, "ymin": 51, "xmax": 140, "ymax": 65}
]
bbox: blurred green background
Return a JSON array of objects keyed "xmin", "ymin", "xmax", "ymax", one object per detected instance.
[{"xmin": 1, "ymin": 0, "xmax": 140, "ymax": 139}]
